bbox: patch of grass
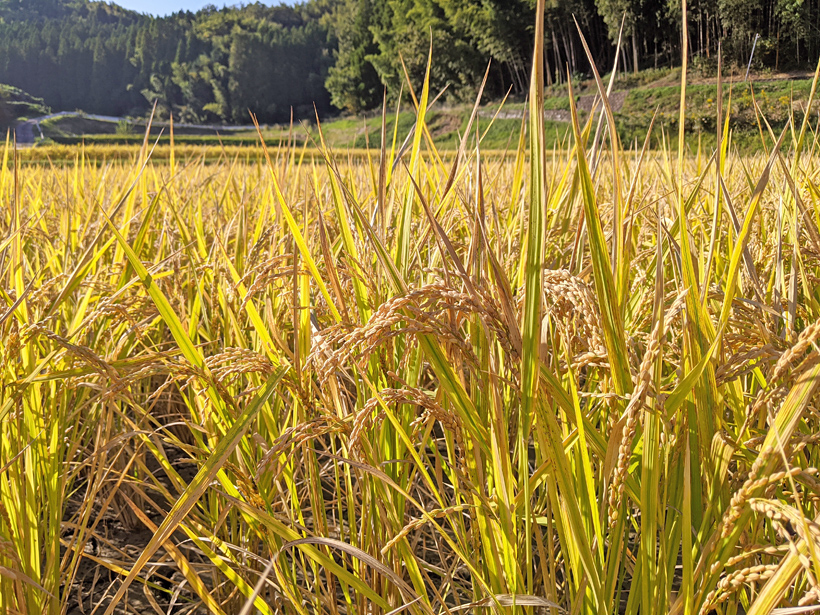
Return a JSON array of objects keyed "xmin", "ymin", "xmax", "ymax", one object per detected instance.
[
  {"xmin": 40, "ymin": 114, "xmax": 289, "ymax": 140},
  {"xmin": 40, "ymin": 115, "xmax": 120, "ymax": 136}
]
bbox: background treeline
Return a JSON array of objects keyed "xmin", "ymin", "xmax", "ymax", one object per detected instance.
[
  {"xmin": 0, "ymin": 0, "xmax": 818, "ymax": 123},
  {"xmin": 0, "ymin": 0, "xmax": 335, "ymax": 123}
]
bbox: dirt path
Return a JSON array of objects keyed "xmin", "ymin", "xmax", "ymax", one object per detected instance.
[
  {"xmin": 29, "ymin": 110, "xmax": 255, "ymax": 133},
  {"xmin": 12, "ymin": 110, "xmax": 259, "ymax": 147},
  {"xmin": 483, "ymin": 90, "xmax": 627, "ymax": 123}
]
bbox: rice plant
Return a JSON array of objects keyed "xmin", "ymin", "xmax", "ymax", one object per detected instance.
[{"xmin": 3, "ymin": 2, "xmax": 820, "ymax": 613}]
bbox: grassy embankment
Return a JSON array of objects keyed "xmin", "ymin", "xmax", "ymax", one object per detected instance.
[{"xmin": 30, "ymin": 68, "xmax": 816, "ymax": 156}]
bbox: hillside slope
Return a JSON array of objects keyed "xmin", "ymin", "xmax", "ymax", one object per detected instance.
[{"xmin": 0, "ymin": 83, "xmax": 50, "ymax": 130}]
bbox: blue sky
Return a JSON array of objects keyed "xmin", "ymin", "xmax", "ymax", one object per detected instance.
[{"xmin": 114, "ymin": 0, "xmax": 297, "ymax": 16}]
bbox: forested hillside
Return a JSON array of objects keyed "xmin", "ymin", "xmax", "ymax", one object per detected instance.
[
  {"xmin": 0, "ymin": 0, "xmax": 818, "ymax": 123},
  {"xmin": 0, "ymin": 0, "xmax": 335, "ymax": 122}
]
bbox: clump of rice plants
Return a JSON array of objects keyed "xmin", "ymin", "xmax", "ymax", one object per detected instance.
[{"xmin": 3, "ymin": 2, "xmax": 820, "ymax": 613}]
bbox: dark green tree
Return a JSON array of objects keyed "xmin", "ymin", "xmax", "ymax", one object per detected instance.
[{"xmin": 325, "ymin": 0, "xmax": 383, "ymax": 113}]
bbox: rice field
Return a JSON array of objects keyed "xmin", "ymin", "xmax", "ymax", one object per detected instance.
[{"xmin": 4, "ymin": 7, "xmax": 820, "ymax": 615}]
